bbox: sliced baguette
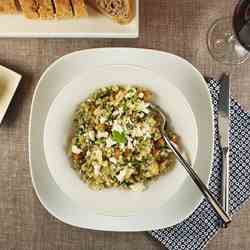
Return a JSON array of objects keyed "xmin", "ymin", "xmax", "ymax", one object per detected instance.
[
  {"xmin": 71, "ymin": 0, "xmax": 88, "ymax": 17},
  {"xmin": 18, "ymin": 0, "xmax": 40, "ymax": 19},
  {"xmin": 87, "ymin": 0, "xmax": 133, "ymax": 24},
  {"xmin": 0, "ymin": 0, "xmax": 18, "ymax": 14},
  {"xmin": 53, "ymin": 0, "xmax": 73, "ymax": 19},
  {"xmin": 37, "ymin": 0, "xmax": 54, "ymax": 19}
]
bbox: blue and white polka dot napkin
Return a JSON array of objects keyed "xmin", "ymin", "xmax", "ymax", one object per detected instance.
[{"xmin": 150, "ymin": 78, "xmax": 250, "ymax": 250}]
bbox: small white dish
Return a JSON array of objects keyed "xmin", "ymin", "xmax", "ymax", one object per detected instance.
[
  {"xmin": 0, "ymin": 1, "xmax": 138, "ymax": 38},
  {"xmin": 0, "ymin": 65, "xmax": 21, "ymax": 124},
  {"xmin": 29, "ymin": 48, "xmax": 214, "ymax": 231},
  {"xmin": 44, "ymin": 64, "xmax": 198, "ymax": 216}
]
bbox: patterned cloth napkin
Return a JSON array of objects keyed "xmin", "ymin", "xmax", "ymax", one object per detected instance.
[{"xmin": 150, "ymin": 78, "xmax": 250, "ymax": 250}]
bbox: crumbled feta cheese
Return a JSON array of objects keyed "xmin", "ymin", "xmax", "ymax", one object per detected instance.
[
  {"xmin": 138, "ymin": 92, "xmax": 144, "ymax": 99},
  {"xmin": 99, "ymin": 116, "xmax": 107, "ymax": 124},
  {"xmin": 131, "ymin": 124, "xmax": 152, "ymax": 138},
  {"xmin": 88, "ymin": 131, "xmax": 95, "ymax": 141},
  {"xmin": 112, "ymin": 122, "xmax": 123, "ymax": 133},
  {"xmin": 144, "ymin": 132, "xmax": 151, "ymax": 138},
  {"xmin": 138, "ymin": 112, "xmax": 145, "ymax": 118},
  {"xmin": 109, "ymin": 157, "xmax": 117, "ymax": 164},
  {"xmin": 127, "ymin": 137, "xmax": 134, "ymax": 150},
  {"xmin": 118, "ymin": 107, "xmax": 124, "ymax": 114},
  {"xmin": 143, "ymin": 128, "xmax": 151, "ymax": 139},
  {"xmin": 106, "ymin": 137, "xmax": 117, "ymax": 148},
  {"xmin": 141, "ymin": 124, "xmax": 151, "ymax": 139},
  {"xmin": 97, "ymin": 131, "xmax": 109, "ymax": 139},
  {"xmin": 116, "ymin": 168, "xmax": 127, "ymax": 182},
  {"xmin": 130, "ymin": 183, "xmax": 146, "ymax": 192},
  {"xmin": 143, "ymin": 123, "xmax": 151, "ymax": 131},
  {"xmin": 137, "ymin": 102, "xmax": 150, "ymax": 114},
  {"xmin": 132, "ymin": 127, "xmax": 144, "ymax": 137},
  {"xmin": 112, "ymin": 110, "xmax": 119, "ymax": 117},
  {"xmin": 124, "ymin": 116, "xmax": 132, "ymax": 124},
  {"xmin": 93, "ymin": 164, "xmax": 101, "ymax": 176},
  {"xmin": 133, "ymin": 139, "xmax": 138, "ymax": 147},
  {"xmin": 72, "ymin": 145, "xmax": 82, "ymax": 154}
]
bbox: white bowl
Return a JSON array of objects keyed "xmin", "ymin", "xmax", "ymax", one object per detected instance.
[
  {"xmin": 30, "ymin": 48, "xmax": 214, "ymax": 231},
  {"xmin": 44, "ymin": 64, "xmax": 198, "ymax": 216}
]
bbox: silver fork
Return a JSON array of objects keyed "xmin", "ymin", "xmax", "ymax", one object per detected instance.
[{"xmin": 150, "ymin": 103, "xmax": 231, "ymax": 226}]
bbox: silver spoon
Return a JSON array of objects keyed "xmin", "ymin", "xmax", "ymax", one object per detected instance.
[{"xmin": 150, "ymin": 103, "xmax": 231, "ymax": 226}]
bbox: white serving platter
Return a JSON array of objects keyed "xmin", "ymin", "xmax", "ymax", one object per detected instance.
[
  {"xmin": 29, "ymin": 48, "xmax": 214, "ymax": 231},
  {"xmin": 0, "ymin": 1, "xmax": 139, "ymax": 38}
]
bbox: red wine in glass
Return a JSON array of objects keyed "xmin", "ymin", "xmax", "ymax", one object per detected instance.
[
  {"xmin": 233, "ymin": 0, "xmax": 250, "ymax": 51},
  {"xmin": 207, "ymin": 0, "xmax": 250, "ymax": 64}
]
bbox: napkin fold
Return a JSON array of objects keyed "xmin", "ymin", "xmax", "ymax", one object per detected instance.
[{"xmin": 150, "ymin": 78, "xmax": 250, "ymax": 250}]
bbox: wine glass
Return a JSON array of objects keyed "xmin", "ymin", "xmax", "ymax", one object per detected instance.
[{"xmin": 207, "ymin": 0, "xmax": 250, "ymax": 64}]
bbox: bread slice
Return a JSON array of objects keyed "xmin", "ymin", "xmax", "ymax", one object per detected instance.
[
  {"xmin": 53, "ymin": 0, "xmax": 73, "ymax": 18},
  {"xmin": 0, "ymin": 0, "xmax": 18, "ymax": 14},
  {"xmin": 37, "ymin": 0, "xmax": 54, "ymax": 19},
  {"xmin": 71, "ymin": 0, "xmax": 88, "ymax": 17},
  {"xmin": 18, "ymin": 0, "xmax": 40, "ymax": 19},
  {"xmin": 87, "ymin": 0, "xmax": 133, "ymax": 24}
]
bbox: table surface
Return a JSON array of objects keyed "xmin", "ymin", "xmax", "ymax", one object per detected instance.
[{"xmin": 0, "ymin": 0, "xmax": 250, "ymax": 249}]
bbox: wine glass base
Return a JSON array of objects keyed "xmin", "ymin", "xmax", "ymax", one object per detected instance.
[{"xmin": 207, "ymin": 17, "xmax": 249, "ymax": 65}]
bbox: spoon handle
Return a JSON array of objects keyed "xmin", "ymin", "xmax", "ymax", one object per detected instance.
[{"xmin": 162, "ymin": 133, "xmax": 231, "ymax": 226}]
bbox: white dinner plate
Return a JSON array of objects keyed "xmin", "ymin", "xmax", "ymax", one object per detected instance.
[
  {"xmin": 29, "ymin": 48, "xmax": 214, "ymax": 231},
  {"xmin": 0, "ymin": 2, "xmax": 138, "ymax": 38}
]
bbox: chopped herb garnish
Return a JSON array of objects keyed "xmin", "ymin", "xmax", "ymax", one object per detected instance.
[{"xmin": 111, "ymin": 130, "xmax": 127, "ymax": 144}]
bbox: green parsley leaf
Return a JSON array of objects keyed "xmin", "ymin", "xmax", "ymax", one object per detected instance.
[{"xmin": 112, "ymin": 131, "xmax": 127, "ymax": 144}]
